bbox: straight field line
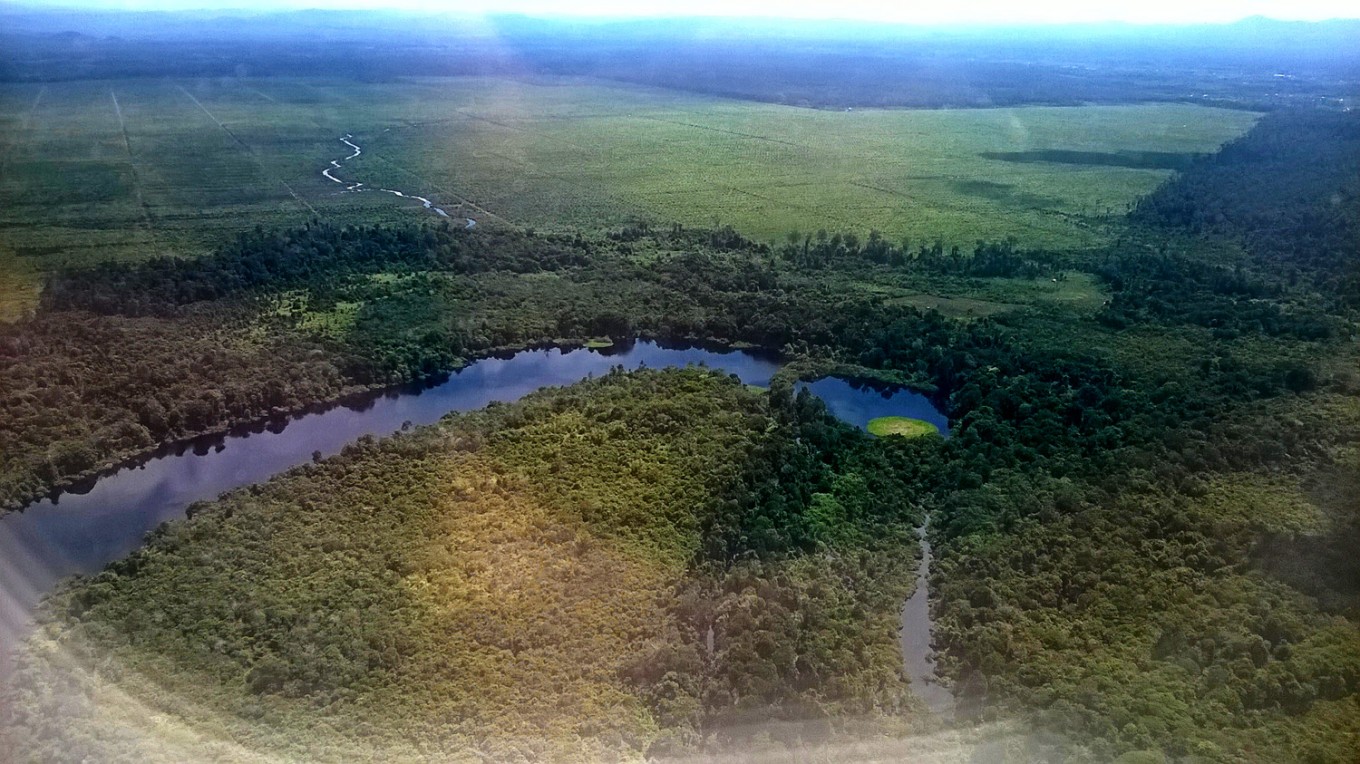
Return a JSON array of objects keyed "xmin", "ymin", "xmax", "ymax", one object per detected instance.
[
  {"xmin": 637, "ymin": 114, "xmax": 810, "ymax": 150},
  {"xmin": 111, "ymin": 90, "xmax": 163, "ymax": 257},
  {"xmin": 363, "ymin": 149, "xmax": 510, "ymax": 225},
  {"xmin": 299, "ymin": 81, "xmax": 354, "ymax": 104},
  {"xmin": 471, "ymin": 146, "xmax": 660, "ymax": 223},
  {"xmin": 455, "ymin": 110, "xmax": 594, "ymax": 153},
  {"xmin": 720, "ymin": 184, "xmax": 857, "ymax": 231},
  {"xmin": 850, "ymin": 180, "xmax": 915, "ymax": 200},
  {"xmin": 0, "ymin": 85, "xmax": 46, "ymax": 181},
  {"xmin": 178, "ymin": 84, "xmax": 319, "ymax": 217}
]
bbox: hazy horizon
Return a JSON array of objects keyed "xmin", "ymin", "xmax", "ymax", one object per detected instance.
[{"xmin": 5, "ymin": 0, "xmax": 1360, "ymax": 26}]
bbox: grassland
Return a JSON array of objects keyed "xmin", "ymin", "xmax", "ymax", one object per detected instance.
[
  {"xmin": 867, "ymin": 416, "xmax": 940, "ymax": 438},
  {"xmin": 0, "ymin": 76, "xmax": 1256, "ymax": 317}
]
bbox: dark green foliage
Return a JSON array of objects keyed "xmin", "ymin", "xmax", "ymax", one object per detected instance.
[
  {"xmin": 1094, "ymin": 250, "xmax": 1341, "ymax": 341},
  {"xmin": 2, "ymin": 369, "xmax": 926, "ymax": 760},
  {"xmin": 4, "ymin": 103, "xmax": 1360, "ymax": 761},
  {"xmin": 980, "ymin": 150, "xmax": 1200, "ymax": 171},
  {"xmin": 40, "ymin": 223, "xmax": 592, "ymax": 317},
  {"xmin": 1131, "ymin": 109, "xmax": 1360, "ymax": 307},
  {"xmin": 773, "ymin": 228, "xmax": 1065, "ymax": 278}
]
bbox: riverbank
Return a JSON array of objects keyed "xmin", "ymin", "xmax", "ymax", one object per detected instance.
[
  {"xmin": 1, "ymin": 334, "xmax": 783, "ymax": 515},
  {"xmin": 3, "ymin": 367, "xmax": 935, "ymax": 759}
]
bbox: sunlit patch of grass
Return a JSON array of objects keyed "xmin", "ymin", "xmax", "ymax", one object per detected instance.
[
  {"xmin": 1000, "ymin": 272, "xmax": 1106, "ymax": 312},
  {"xmin": 264, "ymin": 290, "xmax": 363, "ymax": 338},
  {"xmin": 296, "ymin": 300, "xmax": 362, "ymax": 337},
  {"xmin": 867, "ymin": 416, "xmax": 940, "ymax": 438},
  {"xmin": 0, "ymin": 249, "xmax": 40, "ymax": 321}
]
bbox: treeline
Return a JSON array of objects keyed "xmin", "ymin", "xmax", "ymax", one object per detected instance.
[
  {"xmin": 611, "ymin": 218, "xmax": 1065, "ymax": 279},
  {"xmin": 778, "ymin": 230, "xmax": 1064, "ymax": 279},
  {"xmin": 1130, "ymin": 108, "xmax": 1360, "ymax": 307},
  {"xmin": 41, "ymin": 223, "xmax": 592, "ymax": 317},
  {"xmin": 1095, "ymin": 250, "xmax": 1341, "ymax": 342}
]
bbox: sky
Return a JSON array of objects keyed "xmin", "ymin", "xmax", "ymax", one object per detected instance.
[{"xmin": 11, "ymin": 0, "xmax": 1360, "ymax": 25}]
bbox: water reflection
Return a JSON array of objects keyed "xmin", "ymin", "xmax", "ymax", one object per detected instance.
[{"xmin": 0, "ymin": 341, "xmax": 946, "ymax": 676}]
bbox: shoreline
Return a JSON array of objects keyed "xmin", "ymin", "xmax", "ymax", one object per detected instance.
[{"xmin": 2, "ymin": 333, "xmax": 790, "ymax": 515}]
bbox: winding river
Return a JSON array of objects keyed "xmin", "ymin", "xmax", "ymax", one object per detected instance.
[
  {"xmin": 0, "ymin": 341, "xmax": 949, "ymax": 710},
  {"xmin": 321, "ymin": 133, "xmax": 473, "ymax": 227}
]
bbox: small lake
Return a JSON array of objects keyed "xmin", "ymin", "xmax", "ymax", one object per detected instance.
[
  {"xmin": 796, "ymin": 377, "xmax": 950, "ymax": 435},
  {"xmin": 0, "ymin": 340, "xmax": 948, "ymax": 685}
]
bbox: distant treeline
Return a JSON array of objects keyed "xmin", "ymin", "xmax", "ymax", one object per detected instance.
[
  {"xmin": 4, "ymin": 12, "xmax": 1358, "ymax": 110},
  {"xmin": 41, "ymin": 224, "xmax": 592, "ymax": 317},
  {"xmin": 4, "ymin": 207, "xmax": 1341, "ymax": 510}
]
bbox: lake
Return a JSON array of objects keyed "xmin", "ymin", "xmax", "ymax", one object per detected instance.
[{"xmin": 0, "ymin": 340, "xmax": 949, "ymax": 691}]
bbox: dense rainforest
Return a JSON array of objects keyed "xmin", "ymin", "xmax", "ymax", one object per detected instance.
[
  {"xmin": 2, "ymin": 108, "xmax": 1359, "ymax": 761},
  {"xmin": 6, "ymin": 369, "xmax": 929, "ymax": 760}
]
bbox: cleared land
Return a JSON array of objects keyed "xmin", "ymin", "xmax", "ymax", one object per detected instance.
[{"xmin": 0, "ymin": 76, "xmax": 1257, "ymax": 317}]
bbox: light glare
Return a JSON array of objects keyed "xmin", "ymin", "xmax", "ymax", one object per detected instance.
[{"xmin": 12, "ymin": 0, "xmax": 1360, "ymax": 25}]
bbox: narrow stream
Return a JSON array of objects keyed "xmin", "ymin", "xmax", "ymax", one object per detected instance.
[{"xmin": 321, "ymin": 133, "xmax": 473, "ymax": 227}]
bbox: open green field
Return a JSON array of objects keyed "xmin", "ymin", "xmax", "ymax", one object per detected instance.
[
  {"xmin": 867, "ymin": 416, "xmax": 940, "ymax": 438},
  {"xmin": 0, "ymin": 76, "xmax": 1257, "ymax": 317}
]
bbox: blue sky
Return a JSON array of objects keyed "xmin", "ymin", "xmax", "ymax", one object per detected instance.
[{"xmin": 13, "ymin": 0, "xmax": 1360, "ymax": 25}]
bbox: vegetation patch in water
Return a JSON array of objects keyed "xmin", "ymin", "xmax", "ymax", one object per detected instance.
[{"xmin": 867, "ymin": 416, "xmax": 940, "ymax": 438}]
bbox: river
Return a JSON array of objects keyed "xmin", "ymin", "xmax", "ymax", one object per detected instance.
[
  {"xmin": 320, "ymin": 132, "xmax": 473, "ymax": 227},
  {"xmin": 901, "ymin": 522, "xmax": 955, "ymax": 718},
  {"xmin": 0, "ymin": 341, "xmax": 950, "ymax": 710}
]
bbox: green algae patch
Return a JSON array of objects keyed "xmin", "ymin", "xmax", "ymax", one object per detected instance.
[{"xmin": 867, "ymin": 416, "xmax": 939, "ymax": 438}]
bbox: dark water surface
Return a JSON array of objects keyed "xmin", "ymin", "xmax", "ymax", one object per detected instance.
[
  {"xmin": 0, "ymin": 341, "xmax": 948, "ymax": 693},
  {"xmin": 796, "ymin": 376, "xmax": 949, "ymax": 435}
]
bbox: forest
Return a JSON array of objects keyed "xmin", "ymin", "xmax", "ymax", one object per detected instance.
[
  {"xmin": 5, "ymin": 369, "xmax": 930, "ymax": 760},
  {"xmin": 1, "ymin": 64, "xmax": 1358, "ymax": 764}
]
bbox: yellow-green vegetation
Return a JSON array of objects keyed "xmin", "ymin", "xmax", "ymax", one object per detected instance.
[
  {"xmin": 0, "ymin": 250, "xmax": 39, "ymax": 321},
  {"xmin": 4, "ymin": 369, "xmax": 928, "ymax": 760},
  {"xmin": 0, "ymin": 76, "xmax": 1254, "ymax": 314},
  {"xmin": 868, "ymin": 416, "xmax": 940, "ymax": 438},
  {"xmin": 1192, "ymin": 473, "xmax": 1326, "ymax": 535},
  {"xmin": 369, "ymin": 84, "xmax": 1254, "ymax": 247},
  {"xmin": 830, "ymin": 271, "xmax": 1106, "ymax": 320},
  {"xmin": 266, "ymin": 291, "xmax": 365, "ymax": 338}
]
